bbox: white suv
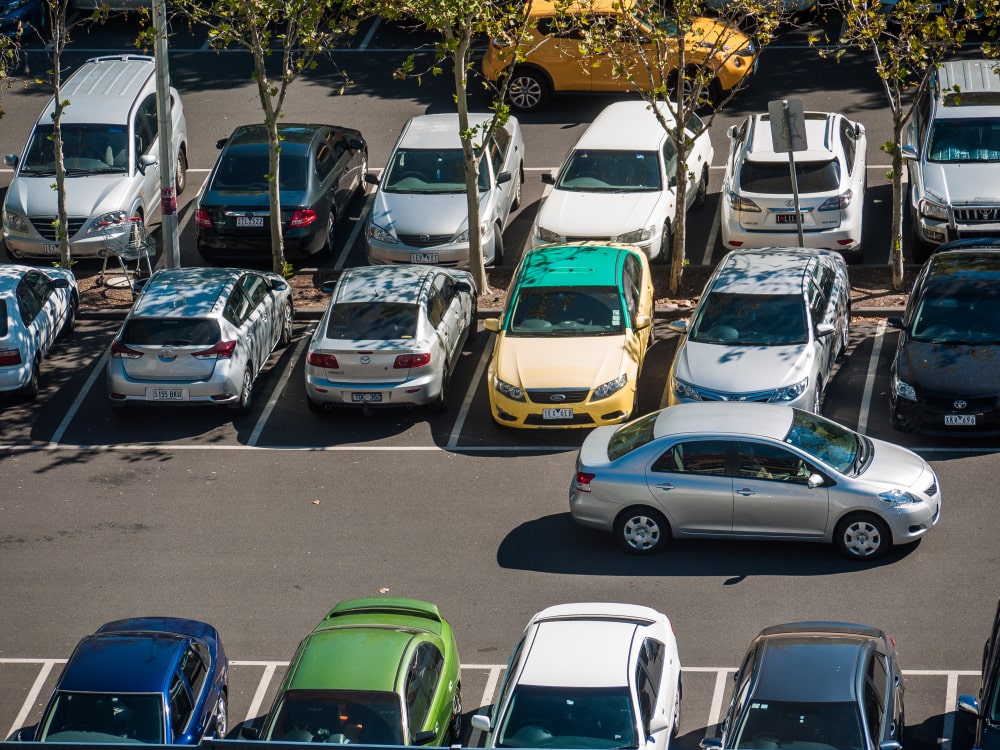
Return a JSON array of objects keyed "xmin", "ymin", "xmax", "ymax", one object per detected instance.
[
  {"xmin": 904, "ymin": 58, "xmax": 1000, "ymax": 259},
  {"xmin": 721, "ymin": 111, "xmax": 867, "ymax": 258}
]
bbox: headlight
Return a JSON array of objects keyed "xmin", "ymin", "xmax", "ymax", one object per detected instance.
[
  {"xmin": 671, "ymin": 376, "xmax": 702, "ymax": 401},
  {"xmin": 535, "ymin": 225, "xmax": 561, "ymax": 243},
  {"xmin": 592, "ymin": 373, "xmax": 627, "ymax": 401},
  {"xmin": 878, "ymin": 488, "xmax": 918, "ymax": 505},
  {"xmin": 892, "ymin": 371, "xmax": 917, "ymax": 401},
  {"xmin": 919, "ymin": 199, "xmax": 948, "ymax": 221},
  {"xmin": 616, "ymin": 225, "xmax": 656, "ymax": 244},
  {"xmin": 770, "ymin": 377, "xmax": 809, "ymax": 402},
  {"xmin": 494, "ymin": 377, "xmax": 525, "ymax": 402},
  {"xmin": 2, "ymin": 209, "xmax": 29, "ymax": 233},
  {"xmin": 88, "ymin": 211, "xmax": 127, "ymax": 234},
  {"xmin": 367, "ymin": 222, "xmax": 398, "ymax": 244},
  {"xmin": 455, "ymin": 221, "xmax": 488, "ymax": 244}
]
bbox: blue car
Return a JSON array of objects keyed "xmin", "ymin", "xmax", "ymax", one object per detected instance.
[
  {"xmin": 17, "ymin": 617, "xmax": 229, "ymax": 744},
  {"xmin": 0, "ymin": 0, "xmax": 45, "ymax": 37}
]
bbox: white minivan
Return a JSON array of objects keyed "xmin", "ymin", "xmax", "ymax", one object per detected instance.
[{"xmin": 2, "ymin": 55, "xmax": 188, "ymax": 259}]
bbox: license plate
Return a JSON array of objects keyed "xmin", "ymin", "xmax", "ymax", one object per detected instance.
[
  {"xmin": 945, "ymin": 414, "xmax": 976, "ymax": 426},
  {"xmin": 150, "ymin": 389, "xmax": 184, "ymax": 400},
  {"xmin": 775, "ymin": 213, "xmax": 804, "ymax": 224},
  {"xmin": 543, "ymin": 408, "xmax": 574, "ymax": 420},
  {"xmin": 411, "ymin": 252, "xmax": 439, "ymax": 263},
  {"xmin": 44, "ymin": 244, "xmax": 59, "ymax": 255},
  {"xmin": 352, "ymin": 393, "xmax": 383, "ymax": 403},
  {"xmin": 236, "ymin": 216, "xmax": 265, "ymax": 228}
]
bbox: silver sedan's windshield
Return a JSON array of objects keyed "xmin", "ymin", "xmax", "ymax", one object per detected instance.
[
  {"xmin": 784, "ymin": 408, "xmax": 867, "ymax": 475},
  {"xmin": 383, "ymin": 148, "xmax": 488, "ymax": 193},
  {"xmin": 690, "ymin": 292, "xmax": 808, "ymax": 346}
]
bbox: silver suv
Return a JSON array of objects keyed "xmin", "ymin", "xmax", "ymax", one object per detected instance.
[
  {"xmin": 2, "ymin": 55, "xmax": 188, "ymax": 260},
  {"xmin": 904, "ymin": 58, "xmax": 1000, "ymax": 259}
]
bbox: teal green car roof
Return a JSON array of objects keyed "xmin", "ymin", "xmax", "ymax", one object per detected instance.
[
  {"xmin": 516, "ymin": 244, "xmax": 630, "ymax": 288},
  {"xmin": 286, "ymin": 627, "xmax": 416, "ymax": 692}
]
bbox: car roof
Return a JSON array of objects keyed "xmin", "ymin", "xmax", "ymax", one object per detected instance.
[
  {"xmin": 516, "ymin": 243, "xmax": 635, "ymax": 289},
  {"xmin": 709, "ymin": 248, "xmax": 821, "ymax": 295},
  {"xmin": 746, "ymin": 112, "xmax": 837, "ymax": 163},
  {"xmin": 58, "ymin": 631, "xmax": 187, "ymax": 693},
  {"xmin": 520, "ymin": 619, "xmax": 638, "ymax": 688},
  {"xmin": 574, "ymin": 102, "xmax": 676, "ymax": 151},
  {"xmin": 932, "ymin": 58, "xmax": 1000, "ymax": 117},
  {"xmin": 131, "ymin": 267, "xmax": 244, "ymax": 318},
  {"xmin": 397, "ymin": 113, "xmax": 507, "ymax": 150},
  {"xmin": 334, "ymin": 265, "xmax": 436, "ymax": 305},
  {"xmin": 652, "ymin": 402, "xmax": 795, "ymax": 441},
  {"xmin": 227, "ymin": 124, "xmax": 329, "ymax": 148},
  {"xmin": 44, "ymin": 55, "xmax": 155, "ymax": 125},
  {"xmin": 286, "ymin": 627, "xmax": 414, "ymax": 692}
]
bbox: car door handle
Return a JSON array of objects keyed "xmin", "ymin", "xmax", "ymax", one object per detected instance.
[
  {"xmin": 654, "ymin": 482, "xmax": 675, "ymax": 490},
  {"xmin": 735, "ymin": 488, "xmax": 756, "ymax": 496}
]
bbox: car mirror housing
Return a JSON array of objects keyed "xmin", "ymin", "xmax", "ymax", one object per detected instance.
[
  {"xmin": 668, "ymin": 319, "xmax": 689, "ymax": 334},
  {"xmin": 701, "ymin": 737, "xmax": 723, "ymax": 750},
  {"xmin": 484, "ymin": 318, "xmax": 501, "ymax": 332},
  {"xmin": 901, "ymin": 144, "xmax": 918, "ymax": 161},
  {"xmin": 878, "ymin": 742, "xmax": 902, "ymax": 750},
  {"xmin": 413, "ymin": 730, "xmax": 437, "ymax": 745},
  {"xmin": 4, "ymin": 153, "xmax": 18, "ymax": 167},
  {"xmin": 137, "ymin": 154, "xmax": 158, "ymax": 174},
  {"xmin": 15, "ymin": 727, "xmax": 35, "ymax": 741},
  {"xmin": 807, "ymin": 473, "xmax": 825, "ymax": 489},
  {"xmin": 348, "ymin": 138, "xmax": 365, "ymax": 151},
  {"xmin": 816, "ymin": 322, "xmax": 835, "ymax": 337},
  {"xmin": 322, "ymin": 280, "xmax": 338, "ymax": 293},
  {"xmin": 471, "ymin": 715, "xmax": 492, "ymax": 732},
  {"xmin": 887, "ymin": 316, "xmax": 905, "ymax": 329},
  {"xmin": 215, "ymin": 137, "xmax": 229, "ymax": 149},
  {"xmin": 634, "ymin": 314, "xmax": 652, "ymax": 330},
  {"xmin": 365, "ymin": 172, "xmax": 381, "ymax": 185},
  {"xmin": 542, "ymin": 171, "xmax": 556, "ymax": 185},
  {"xmin": 956, "ymin": 694, "xmax": 981, "ymax": 716},
  {"xmin": 648, "ymin": 712, "xmax": 671, "ymax": 734},
  {"xmin": 497, "ymin": 171, "xmax": 513, "ymax": 185}
]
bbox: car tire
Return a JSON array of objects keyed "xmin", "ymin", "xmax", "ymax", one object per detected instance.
[
  {"xmin": 278, "ymin": 304, "xmax": 294, "ymax": 348},
  {"xmin": 433, "ymin": 372, "xmax": 449, "ymax": 413},
  {"xmin": 215, "ymin": 692, "xmax": 228, "ymax": 739},
  {"xmin": 61, "ymin": 293, "xmax": 78, "ymax": 339},
  {"xmin": 512, "ymin": 163, "xmax": 524, "ymax": 210},
  {"xmin": 614, "ymin": 507, "xmax": 669, "ymax": 554},
  {"xmin": 834, "ymin": 513, "xmax": 891, "ymax": 560},
  {"xmin": 837, "ymin": 308, "xmax": 850, "ymax": 359},
  {"xmin": 490, "ymin": 225, "xmax": 504, "ymax": 267},
  {"xmin": 230, "ymin": 368, "xmax": 253, "ymax": 415},
  {"xmin": 507, "ymin": 68, "xmax": 550, "ymax": 113},
  {"xmin": 671, "ymin": 680, "xmax": 682, "ymax": 738},
  {"xmin": 466, "ymin": 300, "xmax": 478, "ymax": 346},
  {"xmin": 17, "ymin": 356, "xmax": 40, "ymax": 402},
  {"xmin": 449, "ymin": 684, "xmax": 463, "ymax": 744},
  {"xmin": 812, "ymin": 378, "xmax": 823, "ymax": 415},
  {"xmin": 176, "ymin": 147, "xmax": 188, "ymax": 195},
  {"xmin": 307, "ymin": 397, "xmax": 327, "ymax": 416},
  {"xmin": 323, "ymin": 212, "xmax": 337, "ymax": 254},
  {"xmin": 357, "ymin": 151, "xmax": 369, "ymax": 198},
  {"xmin": 693, "ymin": 165, "xmax": 709, "ymax": 210},
  {"xmin": 657, "ymin": 220, "xmax": 673, "ymax": 264}
]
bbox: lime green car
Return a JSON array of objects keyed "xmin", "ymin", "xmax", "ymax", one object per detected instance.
[{"xmin": 257, "ymin": 597, "xmax": 463, "ymax": 746}]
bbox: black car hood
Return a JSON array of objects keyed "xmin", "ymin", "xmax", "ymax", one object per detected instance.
[{"xmin": 896, "ymin": 338, "xmax": 1000, "ymax": 395}]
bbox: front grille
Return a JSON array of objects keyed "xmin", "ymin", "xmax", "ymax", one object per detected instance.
[
  {"xmin": 397, "ymin": 234, "xmax": 452, "ymax": 247},
  {"xmin": 693, "ymin": 386, "xmax": 776, "ymax": 403},
  {"xmin": 526, "ymin": 388, "xmax": 589, "ymax": 404},
  {"xmin": 923, "ymin": 395, "xmax": 997, "ymax": 413},
  {"xmin": 954, "ymin": 206, "xmax": 1000, "ymax": 224},
  {"xmin": 566, "ymin": 236, "xmax": 613, "ymax": 243},
  {"xmin": 30, "ymin": 216, "xmax": 87, "ymax": 241},
  {"xmin": 525, "ymin": 412, "xmax": 596, "ymax": 426}
]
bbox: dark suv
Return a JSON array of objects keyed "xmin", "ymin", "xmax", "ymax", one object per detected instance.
[{"xmin": 957, "ymin": 598, "xmax": 1000, "ymax": 750}]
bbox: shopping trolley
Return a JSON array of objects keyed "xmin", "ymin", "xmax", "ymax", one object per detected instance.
[{"xmin": 98, "ymin": 213, "xmax": 155, "ymax": 293}]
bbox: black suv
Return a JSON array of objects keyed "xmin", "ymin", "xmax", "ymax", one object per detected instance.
[{"xmin": 957, "ymin": 598, "xmax": 1000, "ymax": 750}]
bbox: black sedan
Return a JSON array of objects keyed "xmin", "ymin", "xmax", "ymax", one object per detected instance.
[
  {"xmin": 195, "ymin": 123, "xmax": 367, "ymax": 262},
  {"xmin": 958, "ymin": 598, "xmax": 1000, "ymax": 750}
]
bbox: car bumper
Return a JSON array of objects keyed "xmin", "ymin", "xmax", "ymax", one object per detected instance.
[
  {"xmin": 106, "ymin": 365, "xmax": 243, "ymax": 405},
  {"xmin": 0, "ymin": 362, "xmax": 32, "ymax": 392},
  {"xmin": 568, "ymin": 488, "xmax": 620, "ymax": 531},
  {"xmin": 721, "ymin": 224, "xmax": 861, "ymax": 253},
  {"xmin": 305, "ymin": 369, "xmax": 443, "ymax": 408},
  {"xmin": 530, "ymin": 234, "xmax": 660, "ymax": 260},
  {"xmin": 366, "ymin": 231, "xmax": 497, "ymax": 270},
  {"xmin": 488, "ymin": 383, "xmax": 634, "ymax": 429},
  {"xmin": 913, "ymin": 216, "xmax": 1000, "ymax": 247},
  {"xmin": 877, "ymin": 496, "xmax": 941, "ymax": 545},
  {"xmin": 891, "ymin": 390, "xmax": 1000, "ymax": 433},
  {"xmin": 197, "ymin": 226, "xmax": 324, "ymax": 259},
  {"xmin": 2, "ymin": 228, "xmax": 113, "ymax": 259}
]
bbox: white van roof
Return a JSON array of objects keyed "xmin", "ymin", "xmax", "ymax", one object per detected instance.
[
  {"xmin": 574, "ymin": 100, "xmax": 677, "ymax": 151},
  {"xmin": 41, "ymin": 55, "xmax": 155, "ymax": 125}
]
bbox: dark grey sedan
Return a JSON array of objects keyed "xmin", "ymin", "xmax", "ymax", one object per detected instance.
[{"xmin": 195, "ymin": 123, "xmax": 367, "ymax": 262}]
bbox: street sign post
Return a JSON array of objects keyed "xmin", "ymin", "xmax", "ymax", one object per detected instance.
[{"xmin": 768, "ymin": 98, "xmax": 807, "ymax": 246}]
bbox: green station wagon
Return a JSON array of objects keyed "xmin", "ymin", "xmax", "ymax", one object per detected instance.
[{"xmin": 252, "ymin": 597, "xmax": 462, "ymax": 746}]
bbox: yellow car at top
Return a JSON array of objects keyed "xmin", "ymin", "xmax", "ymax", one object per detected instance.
[
  {"xmin": 485, "ymin": 243, "xmax": 655, "ymax": 428},
  {"xmin": 481, "ymin": 0, "xmax": 758, "ymax": 113}
]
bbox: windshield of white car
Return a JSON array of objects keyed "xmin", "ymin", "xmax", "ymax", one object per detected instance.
[
  {"xmin": 383, "ymin": 148, "xmax": 488, "ymax": 193},
  {"xmin": 326, "ymin": 302, "xmax": 419, "ymax": 340},
  {"xmin": 927, "ymin": 119, "xmax": 1000, "ymax": 163},
  {"xmin": 556, "ymin": 149, "xmax": 666, "ymax": 192},
  {"xmin": 730, "ymin": 699, "xmax": 864, "ymax": 750},
  {"xmin": 265, "ymin": 689, "xmax": 404, "ymax": 745},
  {"xmin": 496, "ymin": 685, "xmax": 638, "ymax": 749},
  {"xmin": 784, "ymin": 408, "xmax": 865, "ymax": 475},
  {"xmin": 40, "ymin": 691, "xmax": 165, "ymax": 743},
  {"xmin": 508, "ymin": 287, "xmax": 625, "ymax": 336},
  {"xmin": 689, "ymin": 293, "xmax": 808, "ymax": 345},
  {"xmin": 21, "ymin": 124, "xmax": 129, "ymax": 175},
  {"xmin": 739, "ymin": 159, "xmax": 840, "ymax": 194},
  {"xmin": 910, "ymin": 288, "xmax": 1000, "ymax": 344}
]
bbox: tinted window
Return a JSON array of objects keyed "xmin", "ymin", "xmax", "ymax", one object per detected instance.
[
  {"xmin": 135, "ymin": 94, "xmax": 158, "ymax": 158},
  {"xmin": 652, "ymin": 440, "xmax": 728, "ymax": 475},
  {"xmin": 731, "ymin": 700, "xmax": 864, "ymax": 750},
  {"xmin": 16, "ymin": 278, "xmax": 42, "ymax": 325},
  {"xmin": 40, "ymin": 692, "xmax": 165, "ymax": 743},
  {"xmin": 509, "ymin": 287, "xmax": 624, "ymax": 335},
  {"xmin": 179, "ymin": 646, "xmax": 208, "ymax": 702},
  {"xmin": 326, "ymin": 302, "xmax": 418, "ymax": 340},
  {"xmin": 557, "ymin": 149, "xmax": 662, "ymax": 191},
  {"xmin": 738, "ymin": 441, "xmax": 812, "ymax": 484},
  {"xmin": 739, "ymin": 159, "xmax": 840, "ymax": 194},
  {"xmin": 383, "ymin": 148, "xmax": 488, "ymax": 193},
  {"xmin": 910, "ymin": 281, "xmax": 1000, "ymax": 344},
  {"xmin": 223, "ymin": 286, "xmax": 254, "ymax": 327},
  {"xmin": 496, "ymin": 686, "xmax": 637, "ymax": 749},
  {"xmin": 635, "ymin": 639, "xmax": 664, "ymax": 735},
  {"xmin": 404, "ymin": 643, "xmax": 444, "ymax": 736},
  {"xmin": 121, "ymin": 317, "xmax": 222, "ymax": 346},
  {"xmin": 168, "ymin": 675, "xmax": 194, "ymax": 737},
  {"xmin": 607, "ymin": 412, "xmax": 658, "ymax": 461},
  {"xmin": 0, "ymin": 300, "xmax": 7, "ymax": 336},
  {"xmin": 689, "ymin": 293, "xmax": 808, "ymax": 346},
  {"xmin": 266, "ymin": 689, "xmax": 404, "ymax": 745},
  {"xmin": 928, "ymin": 119, "xmax": 1000, "ymax": 162},
  {"xmin": 212, "ymin": 146, "xmax": 309, "ymax": 191}
]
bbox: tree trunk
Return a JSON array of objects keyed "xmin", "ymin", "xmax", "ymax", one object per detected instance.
[
  {"xmin": 252, "ymin": 48, "xmax": 286, "ymax": 275},
  {"xmin": 891, "ymin": 117, "xmax": 905, "ymax": 292}
]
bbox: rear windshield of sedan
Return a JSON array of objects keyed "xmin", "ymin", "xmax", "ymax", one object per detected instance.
[
  {"xmin": 496, "ymin": 685, "xmax": 638, "ymax": 749},
  {"xmin": 383, "ymin": 148, "xmax": 489, "ymax": 193},
  {"xmin": 266, "ymin": 689, "xmax": 404, "ymax": 745},
  {"xmin": 121, "ymin": 317, "xmax": 222, "ymax": 346},
  {"xmin": 40, "ymin": 691, "xmax": 165, "ymax": 742},
  {"xmin": 326, "ymin": 302, "xmax": 418, "ymax": 340},
  {"xmin": 508, "ymin": 287, "xmax": 625, "ymax": 335},
  {"xmin": 739, "ymin": 159, "xmax": 840, "ymax": 194},
  {"xmin": 557, "ymin": 149, "xmax": 666, "ymax": 192},
  {"xmin": 211, "ymin": 145, "xmax": 310, "ymax": 191},
  {"xmin": 784, "ymin": 408, "xmax": 867, "ymax": 475},
  {"xmin": 607, "ymin": 411, "xmax": 659, "ymax": 461},
  {"xmin": 731, "ymin": 699, "xmax": 864, "ymax": 750},
  {"xmin": 689, "ymin": 293, "xmax": 808, "ymax": 346}
]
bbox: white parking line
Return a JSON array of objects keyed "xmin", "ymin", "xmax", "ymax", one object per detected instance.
[
  {"xmin": 4, "ymin": 659, "xmax": 61, "ymax": 741},
  {"xmin": 447, "ymin": 333, "xmax": 494, "ymax": 450},
  {"xmin": 943, "ymin": 672, "xmax": 959, "ymax": 750},
  {"xmin": 469, "ymin": 665, "xmax": 503, "ymax": 747},
  {"xmin": 244, "ymin": 661, "xmax": 281, "ymax": 725},
  {"xmin": 705, "ymin": 668, "xmax": 734, "ymax": 739},
  {"xmin": 857, "ymin": 318, "xmax": 887, "ymax": 435},
  {"xmin": 49, "ymin": 348, "xmax": 111, "ymax": 447},
  {"xmin": 249, "ymin": 331, "xmax": 314, "ymax": 447}
]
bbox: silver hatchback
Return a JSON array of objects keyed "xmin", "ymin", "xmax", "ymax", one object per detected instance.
[
  {"xmin": 570, "ymin": 402, "xmax": 941, "ymax": 560},
  {"xmin": 106, "ymin": 267, "xmax": 294, "ymax": 413}
]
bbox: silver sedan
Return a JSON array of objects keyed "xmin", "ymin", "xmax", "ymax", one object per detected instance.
[{"xmin": 570, "ymin": 402, "xmax": 941, "ymax": 560}]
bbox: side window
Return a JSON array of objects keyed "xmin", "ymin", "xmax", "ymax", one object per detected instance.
[
  {"xmin": 223, "ymin": 286, "xmax": 253, "ymax": 327},
  {"xmin": 862, "ymin": 679, "xmax": 884, "ymax": 745},
  {"xmin": 807, "ymin": 279, "xmax": 826, "ymax": 328},
  {"xmin": 404, "ymin": 643, "xmax": 444, "ymax": 736},
  {"xmin": 867, "ymin": 652, "xmax": 889, "ymax": 708},
  {"xmin": 662, "ymin": 139, "xmax": 678, "ymax": 184},
  {"xmin": 840, "ymin": 119, "xmax": 857, "ymax": 174},
  {"xmin": 916, "ymin": 88, "xmax": 931, "ymax": 151},
  {"xmin": 179, "ymin": 646, "xmax": 208, "ymax": 701},
  {"xmin": 727, "ymin": 648, "xmax": 757, "ymax": 736},
  {"xmin": 635, "ymin": 640, "xmax": 664, "ymax": 736},
  {"xmin": 16, "ymin": 278, "xmax": 42, "ymax": 325},
  {"xmin": 426, "ymin": 279, "xmax": 447, "ymax": 329},
  {"xmin": 168, "ymin": 675, "xmax": 194, "ymax": 737},
  {"xmin": 738, "ymin": 442, "xmax": 812, "ymax": 484},
  {"xmin": 622, "ymin": 255, "xmax": 641, "ymax": 322},
  {"xmin": 240, "ymin": 273, "xmax": 269, "ymax": 308},
  {"xmin": 315, "ymin": 143, "xmax": 335, "ymax": 180},
  {"xmin": 25, "ymin": 271, "xmax": 55, "ymax": 303},
  {"xmin": 493, "ymin": 637, "xmax": 525, "ymax": 719},
  {"xmin": 134, "ymin": 94, "xmax": 158, "ymax": 159},
  {"xmin": 651, "ymin": 440, "xmax": 728, "ymax": 475}
]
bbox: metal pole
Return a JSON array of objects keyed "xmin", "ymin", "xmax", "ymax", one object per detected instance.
[
  {"xmin": 782, "ymin": 100, "xmax": 805, "ymax": 247},
  {"xmin": 153, "ymin": 0, "xmax": 180, "ymax": 268}
]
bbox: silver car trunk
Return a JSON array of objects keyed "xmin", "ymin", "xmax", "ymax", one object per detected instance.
[
  {"xmin": 320, "ymin": 342, "xmax": 417, "ymax": 385},
  {"xmin": 119, "ymin": 317, "xmax": 223, "ymax": 381}
]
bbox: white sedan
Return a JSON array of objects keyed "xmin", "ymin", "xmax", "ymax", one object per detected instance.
[
  {"xmin": 0, "ymin": 265, "xmax": 78, "ymax": 400},
  {"xmin": 471, "ymin": 602, "xmax": 683, "ymax": 750}
]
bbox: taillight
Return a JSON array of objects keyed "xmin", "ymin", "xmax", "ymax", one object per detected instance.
[
  {"xmin": 110, "ymin": 341, "xmax": 143, "ymax": 359},
  {"xmin": 194, "ymin": 208, "xmax": 213, "ymax": 228},
  {"xmin": 308, "ymin": 352, "xmax": 340, "ymax": 368},
  {"xmin": 192, "ymin": 340, "xmax": 237, "ymax": 360},
  {"xmin": 729, "ymin": 195, "xmax": 761, "ymax": 212},
  {"xmin": 394, "ymin": 352, "xmax": 431, "ymax": 369},
  {"xmin": 0, "ymin": 348, "xmax": 23, "ymax": 366},
  {"xmin": 819, "ymin": 190, "xmax": 853, "ymax": 211},
  {"xmin": 575, "ymin": 472, "xmax": 595, "ymax": 492},
  {"xmin": 289, "ymin": 209, "xmax": 318, "ymax": 228}
]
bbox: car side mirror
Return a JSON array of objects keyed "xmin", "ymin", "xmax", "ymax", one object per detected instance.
[
  {"xmin": 878, "ymin": 742, "xmax": 902, "ymax": 750},
  {"xmin": 15, "ymin": 727, "xmax": 36, "ymax": 741},
  {"xmin": 240, "ymin": 725, "xmax": 261, "ymax": 740},
  {"xmin": 497, "ymin": 171, "xmax": 512, "ymax": 185},
  {"xmin": 132, "ymin": 277, "xmax": 151, "ymax": 295},
  {"xmin": 4, "ymin": 153, "xmax": 18, "ymax": 167},
  {"xmin": 413, "ymin": 730, "xmax": 437, "ymax": 745},
  {"xmin": 268, "ymin": 278, "xmax": 289, "ymax": 292},
  {"xmin": 957, "ymin": 694, "xmax": 981, "ymax": 716},
  {"xmin": 348, "ymin": 138, "xmax": 365, "ymax": 151},
  {"xmin": 807, "ymin": 473, "xmax": 825, "ymax": 489},
  {"xmin": 887, "ymin": 316, "xmax": 905, "ymax": 330},
  {"xmin": 901, "ymin": 144, "xmax": 918, "ymax": 161},
  {"xmin": 634, "ymin": 314, "xmax": 652, "ymax": 330},
  {"xmin": 455, "ymin": 280, "xmax": 474, "ymax": 294},
  {"xmin": 816, "ymin": 322, "xmax": 835, "ymax": 337},
  {"xmin": 648, "ymin": 712, "xmax": 671, "ymax": 735},
  {"xmin": 727, "ymin": 125, "xmax": 737, "ymax": 138},
  {"xmin": 701, "ymin": 738, "xmax": 723, "ymax": 750},
  {"xmin": 668, "ymin": 319, "xmax": 689, "ymax": 334},
  {"xmin": 484, "ymin": 318, "xmax": 501, "ymax": 333},
  {"xmin": 53, "ymin": 278, "xmax": 70, "ymax": 289},
  {"xmin": 541, "ymin": 171, "xmax": 556, "ymax": 185},
  {"xmin": 321, "ymin": 280, "xmax": 338, "ymax": 293},
  {"xmin": 365, "ymin": 172, "xmax": 380, "ymax": 186},
  {"xmin": 471, "ymin": 715, "xmax": 492, "ymax": 732},
  {"xmin": 137, "ymin": 154, "xmax": 157, "ymax": 174}
]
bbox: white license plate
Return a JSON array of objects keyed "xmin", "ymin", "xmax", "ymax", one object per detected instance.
[
  {"xmin": 236, "ymin": 216, "xmax": 265, "ymax": 228},
  {"xmin": 150, "ymin": 389, "xmax": 184, "ymax": 400},
  {"xmin": 411, "ymin": 252, "xmax": 439, "ymax": 263},
  {"xmin": 543, "ymin": 408, "xmax": 574, "ymax": 420},
  {"xmin": 945, "ymin": 414, "xmax": 976, "ymax": 426},
  {"xmin": 352, "ymin": 393, "xmax": 382, "ymax": 403},
  {"xmin": 44, "ymin": 244, "xmax": 59, "ymax": 255}
]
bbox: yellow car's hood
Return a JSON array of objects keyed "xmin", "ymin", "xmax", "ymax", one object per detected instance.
[{"xmin": 494, "ymin": 333, "xmax": 633, "ymax": 389}]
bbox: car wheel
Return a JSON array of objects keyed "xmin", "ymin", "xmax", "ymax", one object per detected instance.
[
  {"xmin": 837, "ymin": 308, "xmax": 850, "ymax": 359},
  {"xmin": 215, "ymin": 693, "xmax": 228, "ymax": 739},
  {"xmin": 230, "ymin": 368, "xmax": 253, "ymax": 415},
  {"xmin": 812, "ymin": 378, "xmax": 823, "ymax": 415},
  {"xmin": 323, "ymin": 212, "xmax": 337, "ymax": 254},
  {"xmin": 614, "ymin": 507, "xmax": 669, "ymax": 554},
  {"xmin": 507, "ymin": 68, "xmax": 550, "ymax": 113},
  {"xmin": 449, "ymin": 684, "xmax": 463, "ymax": 744},
  {"xmin": 175, "ymin": 147, "xmax": 188, "ymax": 195},
  {"xmin": 357, "ymin": 151, "xmax": 369, "ymax": 198},
  {"xmin": 307, "ymin": 397, "xmax": 327, "ymax": 416},
  {"xmin": 433, "ymin": 372, "xmax": 449, "ymax": 413},
  {"xmin": 693, "ymin": 165, "xmax": 708, "ymax": 210},
  {"xmin": 908, "ymin": 188, "xmax": 934, "ymax": 264},
  {"xmin": 61, "ymin": 293, "xmax": 78, "ymax": 339},
  {"xmin": 890, "ymin": 406, "xmax": 918, "ymax": 433},
  {"xmin": 17, "ymin": 356, "xmax": 40, "ymax": 402},
  {"xmin": 278, "ymin": 304, "xmax": 294, "ymax": 348},
  {"xmin": 490, "ymin": 224, "xmax": 504, "ymax": 266},
  {"xmin": 834, "ymin": 513, "xmax": 891, "ymax": 560},
  {"xmin": 671, "ymin": 680, "xmax": 682, "ymax": 738},
  {"xmin": 511, "ymin": 163, "xmax": 524, "ymax": 210},
  {"xmin": 466, "ymin": 299, "xmax": 478, "ymax": 345},
  {"xmin": 657, "ymin": 220, "xmax": 673, "ymax": 264}
]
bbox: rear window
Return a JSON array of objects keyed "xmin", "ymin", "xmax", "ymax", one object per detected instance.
[
  {"xmin": 607, "ymin": 411, "xmax": 659, "ymax": 461},
  {"xmin": 326, "ymin": 302, "xmax": 418, "ymax": 340},
  {"xmin": 121, "ymin": 317, "xmax": 221, "ymax": 346},
  {"xmin": 739, "ymin": 159, "xmax": 840, "ymax": 194},
  {"xmin": 211, "ymin": 146, "xmax": 309, "ymax": 191}
]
